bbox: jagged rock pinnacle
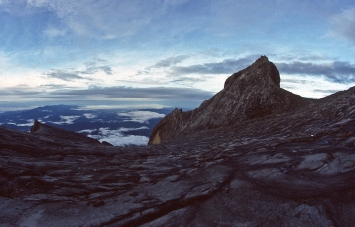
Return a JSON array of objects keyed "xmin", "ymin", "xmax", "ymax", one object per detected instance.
[
  {"xmin": 30, "ymin": 119, "xmax": 41, "ymax": 133},
  {"xmin": 148, "ymin": 55, "xmax": 310, "ymax": 144}
]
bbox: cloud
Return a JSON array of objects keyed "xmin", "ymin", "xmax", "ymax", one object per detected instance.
[
  {"xmin": 46, "ymin": 70, "xmax": 85, "ymax": 81},
  {"xmin": 312, "ymin": 89, "xmax": 342, "ymax": 95},
  {"xmin": 80, "ymin": 65, "xmax": 112, "ymax": 75},
  {"xmin": 148, "ymin": 55, "xmax": 190, "ymax": 69},
  {"xmin": 50, "ymin": 86, "xmax": 214, "ymax": 100},
  {"xmin": 11, "ymin": 119, "xmax": 34, "ymax": 127},
  {"xmin": 118, "ymin": 126, "xmax": 149, "ymax": 132},
  {"xmin": 0, "ymin": 85, "xmax": 43, "ymax": 97},
  {"xmin": 329, "ymin": 7, "xmax": 355, "ymax": 44},
  {"xmin": 45, "ymin": 63, "xmax": 112, "ymax": 81},
  {"xmin": 170, "ymin": 77, "xmax": 207, "ymax": 84},
  {"xmin": 83, "ymin": 113, "xmax": 97, "ymax": 119},
  {"xmin": 276, "ymin": 61, "xmax": 355, "ymax": 83},
  {"xmin": 49, "ymin": 115, "xmax": 80, "ymax": 124},
  {"xmin": 169, "ymin": 56, "xmax": 256, "ymax": 76},
  {"xmin": 76, "ymin": 104, "xmax": 169, "ymax": 110},
  {"xmin": 78, "ymin": 129, "xmax": 95, "ymax": 134},
  {"xmin": 118, "ymin": 111, "xmax": 165, "ymax": 123},
  {"xmin": 43, "ymin": 27, "xmax": 66, "ymax": 37},
  {"xmin": 0, "ymin": 0, "xmax": 183, "ymax": 39},
  {"xmin": 86, "ymin": 127, "xmax": 149, "ymax": 146}
]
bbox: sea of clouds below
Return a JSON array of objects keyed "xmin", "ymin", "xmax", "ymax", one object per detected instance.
[
  {"xmin": 1, "ymin": 109, "xmax": 167, "ymax": 146},
  {"xmin": 83, "ymin": 127, "xmax": 150, "ymax": 146}
]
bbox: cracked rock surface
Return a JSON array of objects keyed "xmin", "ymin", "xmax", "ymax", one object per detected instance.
[{"xmin": 1, "ymin": 56, "xmax": 355, "ymax": 226}]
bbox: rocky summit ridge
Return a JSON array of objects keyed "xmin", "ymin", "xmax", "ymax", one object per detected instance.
[
  {"xmin": 149, "ymin": 56, "xmax": 311, "ymax": 144},
  {"xmin": 1, "ymin": 56, "xmax": 355, "ymax": 226}
]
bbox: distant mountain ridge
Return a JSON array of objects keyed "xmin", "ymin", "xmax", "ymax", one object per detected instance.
[{"xmin": 149, "ymin": 56, "xmax": 312, "ymax": 144}]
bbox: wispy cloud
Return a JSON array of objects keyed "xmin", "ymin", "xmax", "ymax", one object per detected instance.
[
  {"xmin": 45, "ymin": 62, "xmax": 113, "ymax": 81},
  {"xmin": 80, "ymin": 65, "xmax": 113, "ymax": 75},
  {"xmin": 137, "ymin": 55, "xmax": 258, "ymax": 88},
  {"xmin": 329, "ymin": 6, "xmax": 355, "ymax": 44},
  {"xmin": 118, "ymin": 111, "xmax": 165, "ymax": 124},
  {"xmin": 46, "ymin": 70, "xmax": 85, "ymax": 81},
  {"xmin": 50, "ymin": 86, "xmax": 214, "ymax": 100},
  {"xmin": 169, "ymin": 58, "xmax": 246, "ymax": 75},
  {"xmin": 0, "ymin": 0, "xmax": 182, "ymax": 39},
  {"xmin": 276, "ymin": 61, "xmax": 355, "ymax": 83},
  {"xmin": 75, "ymin": 104, "xmax": 169, "ymax": 110},
  {"xmin": 147, "ymin": 55, "xmax": 190, "ymax": 69},
  {"xmin": 49, "ymin": 115, "xmax": 80, "ymax": 124},
  {"xmin": 0, "ymin": 85, "xmax": 43, "ymax": 96},
  {"xmin": 312, "ymin": 89, "xmax": 342, "ymax": 95},
  {"xmin": 43, "ymin": 27, "xmax": 66, "ymax": 37},
  {"xmin": 83, "ymin": 113, "xmax": 97, "ymax": 119}
]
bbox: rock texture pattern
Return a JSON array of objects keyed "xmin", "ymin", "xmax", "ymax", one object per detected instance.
[
  {"xmin": 149, "ymin": 56, "xmax": 311, "ymax": 144},
  {"xmin": 1, "ymin": 56, "xmax": 355, "ymax": 226}
]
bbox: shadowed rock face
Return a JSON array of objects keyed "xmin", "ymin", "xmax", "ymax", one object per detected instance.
[
  {"xmin": 149, "ymin": 56, "xmax": 311, "ymax": 145},
  {"xmin": 1, "ymin": 56, "xmax": 355, "ymax": 226}
]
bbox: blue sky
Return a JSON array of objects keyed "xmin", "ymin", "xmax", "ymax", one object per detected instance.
[{"xmin": 1, "ymin": 0, "xmax": 355, "ymax": 111}]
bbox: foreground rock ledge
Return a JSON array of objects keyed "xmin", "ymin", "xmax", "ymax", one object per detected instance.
[{"xmin": 1, "ymin": 56, "xmax": 355, "ymax": 226}]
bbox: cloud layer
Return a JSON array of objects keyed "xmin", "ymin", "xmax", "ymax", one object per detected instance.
[
  {"xmin": 168, "ymin": 57, "xmax": 256, "ymax": 76},
  {"xmin": 86, "ymin": 127, "xmax": 150, "ymax": 146},
  {"xmin": 276, "ymin": 61, "xmax": 355, "ymax": 83},
  {"xmin": 118, "ymin": 111, "xmax": 165, "ymax": 124},
  {"xmin": 46, "ymin": 62, "xmax": 113, "ymax": 81},
  {"xmin": 49, "ymin": 86, "xmax": 214, "ymax": 100}
]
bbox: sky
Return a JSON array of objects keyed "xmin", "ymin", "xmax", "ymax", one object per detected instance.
[{"xmin": 1, "ymin": 0, "xmax": 355, "ymax": 111}]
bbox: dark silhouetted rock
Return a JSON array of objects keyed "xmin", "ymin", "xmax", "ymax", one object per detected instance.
[
  {"xmin": 101, "ymin": 141, "xmax": 114, "ymax": 146},
  {"xmin": 30, "ymin": 119, "xmax": 41, "ymax": 133},
  {"xmin": 30, "ymin": 119, "xmax": 100, "ymax": 145}
]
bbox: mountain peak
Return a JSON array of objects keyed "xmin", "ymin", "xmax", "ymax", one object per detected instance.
[
  {"xmin": 224, "ymin": 55, "xmax": 280, "ymax": 89},
  {"xmin": 255, "ymin": 55, "xmax": 271, "ymax": 65},
  {"xmin": 149, "ymin": 56, "xmax": 310, "ymax": 144}
]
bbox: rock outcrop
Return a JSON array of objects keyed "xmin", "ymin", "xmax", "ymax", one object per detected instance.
[
  {"xmin": 30, "ymin": 119, "xmax": 101, "ymax": 145},
  {"xmin": 149, "ymin": 56, "xmax": 311, "ymax": 144}
]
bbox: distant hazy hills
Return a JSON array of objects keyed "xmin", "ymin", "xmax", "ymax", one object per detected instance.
[{"xmin": 0, "ymin": 105, "xmax": 173, "ymax": 146}]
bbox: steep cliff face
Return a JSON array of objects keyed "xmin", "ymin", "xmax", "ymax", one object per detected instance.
[{"xmin": 149, "ymin": 56, "xmax": 312, "ymax": 144}]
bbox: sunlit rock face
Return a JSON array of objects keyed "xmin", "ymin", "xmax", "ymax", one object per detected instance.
[
  {"xmin": 149, "ymin": 56, "xmax": 311, "ymax": 145},
  {"xmin": 2, "ymin": 56, "xmax": 355, "ymax": 226}
]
